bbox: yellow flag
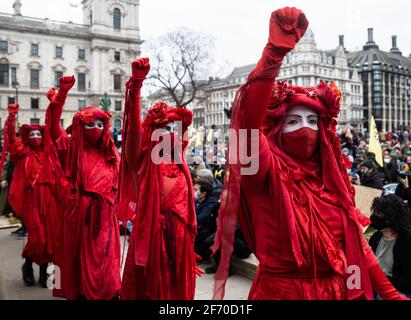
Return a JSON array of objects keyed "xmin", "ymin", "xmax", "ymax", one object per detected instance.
[{"xmin": 368, "ymin": 115, "xmax": 383, "ymax": 167}]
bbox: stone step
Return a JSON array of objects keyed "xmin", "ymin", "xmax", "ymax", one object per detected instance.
[{"xmin": 231, "ymin": 254, "xmax": 258, "ymax": 281}]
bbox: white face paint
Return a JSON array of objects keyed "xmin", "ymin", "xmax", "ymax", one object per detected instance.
[
  {"xmin": 161, "ymin": 121, "xmax": 180, "ymax": 134},
  {"xmin": 282, "ymin": 105, "xmax": 319, "ymax": 133},
  {"xmin": 29, "ymin": 130, "xmax": 42, "ymax": 139},
  {"xmin": 84, "ymin": 119, "xmax": 104, "ymax": 130}
]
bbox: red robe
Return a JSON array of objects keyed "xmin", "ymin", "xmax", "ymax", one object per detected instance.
[
  {"xmin": 7, "ymin": 120, "xmax": 61, "ymax": 265},
  {"xmin": 212, "ymin": 12, "xmax": 384, "ymax": 300},
  {"xmin": 48, "ymin": 99, "xmax": 121, "ymax": 300},
  {"xmin": 119, "ymin": 77, "xmax": 197, "ymax": 300}
]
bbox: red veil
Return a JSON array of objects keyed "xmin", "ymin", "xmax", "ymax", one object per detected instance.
[{"xmin": 213, "ymin": 80, "xmax": 374, "ymax": 300}]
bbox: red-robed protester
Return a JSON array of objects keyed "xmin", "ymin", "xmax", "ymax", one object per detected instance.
[
  {"xmin": 48, "ymin": 76, "xmax": 121, "ymax": 300},
  {"xmin": 5, "ymin": 103, "xmax": 62, "ymax": 288},
  {"xmin": 212, "ymin": 7, "xmax": 407, "ymax": 300},
  {"xmin": 120, "ymin": 58, "xmax": 200, "ymax": 300}
]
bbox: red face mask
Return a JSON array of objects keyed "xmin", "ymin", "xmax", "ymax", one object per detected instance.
[
  {"xmin": 281, "ymin": 127, "xmax": 319, "ymax": 161},
  {"xmin": 84, "ymin": 128, "xmax": 103, "ymax": 145},
  {"xmin": 28, "ymin": 138, "xmax": 42, "ymax": 149}
]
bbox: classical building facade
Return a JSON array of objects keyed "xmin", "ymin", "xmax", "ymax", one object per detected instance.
[
  {"xmin": 0, "ymin": 0, "xmax": 142, "ymax": 131},
  {"xmin": 348, "ymin": 28, "xmax": 411, "ymax": 132},
  {"xmin": 203, "ymin": 29, "xmax": 364, "ymax": 131}
]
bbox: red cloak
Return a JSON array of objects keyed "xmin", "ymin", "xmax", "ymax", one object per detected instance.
[
  {"xmin": 6, "ymin": 110, "xmax": 62, "ymax": 265},
  {"xmin": 49, "ymin": 103, "xmax": 121, "ymax": 300},
  {"xmin": 212, "ymin": 9, "xmax": 384, "ymax": 300},
  {"xmin": 119, "ymin": 73, "xmax": 197, "ymax": 300}
]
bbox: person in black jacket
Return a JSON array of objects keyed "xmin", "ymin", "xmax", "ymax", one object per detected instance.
[
  {"xmin": 395, "ymin": 175, "xmax": 411, "ymax": 210},
  {"xmin": 369, "ymin": 195, "xmax": 411, "ymax": 298},
  {"xmin": 194, "ymin": 180, "xmax": 220, "ymax": 260},
  {"xmin": 360, "ymin": 160, "xmax": 384, "ymax": 190}
]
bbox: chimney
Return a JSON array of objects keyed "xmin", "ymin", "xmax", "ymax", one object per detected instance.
[
  {"xmin": 390, "ymin": 35, "xmax": 402, "ymax": 55},
  {"xmin": 339, "ymin": 35, "xmax": 344, "ymax": 47},
  {"xmin": 13, "ymin": 0, "xmax": 22, "ymax": 16},
  {"xmin": 368, "ymin": 28, "xmax": 374, "ymax": 42},
  {"xmin": 363, "ymin": 27, "xmax": 379, "ymax": 50}
]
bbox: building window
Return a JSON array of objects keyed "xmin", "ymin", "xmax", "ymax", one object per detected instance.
[
  {"xmin": 8, "ymin": 97, "xmax": 15, "ymax": 105},
  {"xmin": 78, "ymin": 73, "xmax": 86, "ymax": 91},
  {"xmin": 30, "ymin": 118, "xmax": 40, "ymax": 125},
  {"xmin": 0, "ymin": 41, "xmax": 7, "ymax": 53},
  {"xmin": 115, "ymin": 100, "xmax": 122, "ymax": 111},
  {"xmin": 30, "ymin": 69, "xmax": 40, "ymax": 89},
  {"xmin": 114, "ymin": 119, "xmax": 122, "ymax": 131},
  {"xmin": 78, "ymin": 49, "xmax": 85, "ymax": 60},
  {"xmin": 114, "ymin": 51, "xmax": 120, "ymax": 62},
  {"xmin": 55, "ymin": 71, "xmax": 63, "ymax": 88},
  {"xmin": 11, "ymin": 67, "xmax": 17, "ymax": 85},
  {"xmin": 31, "ymin": 98, "xmax": 39, "ymax": 109},
  {"xmin": 0, "ymin": 61, "xmax": 9, "ymax": 86},
  {"xmin": 55, "ymin": 46, "xmax": 63, "ymax": 59},
  {"xmin": 60, "ymin": 119, "xmax": 64, "ymax": 128},
  {"xmin": 78, "ymin": 99, "xmax": 86, "ymax": 110},
  {"xmin": 113, "ymin": 8, "xmax": 121, "ymax": 30},
  {"xmin": 31, "ymin": 43, "xmax": 39, "ymax": 56},
  {"xmin": 114, "ymin": 74, "xmax": 122, "ymax": 91}
]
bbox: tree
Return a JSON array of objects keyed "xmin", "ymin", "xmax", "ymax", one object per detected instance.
[{"xmin": 145, "ymin": 27, "xmax": 215, "ymax": 107}]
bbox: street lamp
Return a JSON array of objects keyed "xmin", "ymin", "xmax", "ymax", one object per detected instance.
[{"xmin": 12, "ymin": 81, "xmax": 20, "ymax": 104}]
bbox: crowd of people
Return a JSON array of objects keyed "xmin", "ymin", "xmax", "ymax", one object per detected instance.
[{"xmin": 0, "ymin": 6, "xmax": 410, "ymax": 301}]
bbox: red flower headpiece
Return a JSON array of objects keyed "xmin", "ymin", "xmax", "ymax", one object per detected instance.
[
  {"xmin": 264, "ymin": 80, "xmax": 342, "ymax": 133},
  {"xmin": 20, "ymin": 124, "xmax": 45, "ymax": 144},
  {"xmin": 142, "ymin": 102, "xmax": 193, "ymax": 129}
]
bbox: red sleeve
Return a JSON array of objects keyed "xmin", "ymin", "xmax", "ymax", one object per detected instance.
[{"xmin": 124, "ymin": 78, "xmax": 143, "ymax": 171}]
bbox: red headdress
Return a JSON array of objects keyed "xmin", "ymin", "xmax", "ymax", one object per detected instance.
[
  {"xmin": 20, "ymin": 124, "xmax": 46, "ymax": 146},
  {"xmin": 65, "ymin": 106, "xmax": 119, "ymax": 183},
  {"xmin": 213, "ymin": 80, "xmax": 374, "ymax": 300}
]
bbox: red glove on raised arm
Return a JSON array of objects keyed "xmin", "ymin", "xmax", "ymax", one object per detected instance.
[
  {"xmin": 124, "ymin": 58, "xmax": 150, "ymax": 170},
  {"xmin": 368, "ymin": 264, "xmax": 409, "ymax": 300},
  {"xmin": 48, "ymin": 76, "xmax": 75, "ymax": 141},
  {"xmin": 244, "ymin": 7, "xmax": 308, "ymax": 129},
  {"xmin": 46, "ymin": 87, "xmax": 56, "ymax": 102},
  {"xmin": 6, "ymin": 104, "xmax": 19, "ymax": 146}
]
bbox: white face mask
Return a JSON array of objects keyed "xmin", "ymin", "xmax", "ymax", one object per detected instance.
[
  {"xmin": 29, "ymin": 130, "xmax": 42, "ymax": 139},
  {"xmin": 84, "ymin": 119, "xmax": 104, "ymax": 130},
  {"xmin": 161, "ymin": 121, "xmax": 180, "ymax": 134},
  {"xmin": 282, "ymin": 105, "xmax": 319, "ymax": 133},
  {"xmin": 194, "ymin": 191, "xmax": 201, "ymax": 201}
]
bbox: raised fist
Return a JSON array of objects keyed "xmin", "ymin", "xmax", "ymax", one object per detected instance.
[
  {"xmin": 8, "ymin": 103, "xmax": 19, "ymax": 117},
  {"xmin": 131, "ymin": 57, "xmax": 150, "ymax": 81},
  {"xmin": 46, "ymin": 87, "xmax": 56, "ymax": 101},
  {"xmin": 59, "ymin": 75, "xmax": 76, "ymax": 92},
  {"xmin": 269, "ymin": 7, "xmax": 309, "ymax": 51}
]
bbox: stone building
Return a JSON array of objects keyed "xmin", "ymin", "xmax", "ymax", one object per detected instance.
[
  {"xmin": 0, "ymin": 0, "xmax": 142, "ymax": 131},
  {"xmin": 348, "ymin": 28, "xmax": 411, "ymax": 132}
]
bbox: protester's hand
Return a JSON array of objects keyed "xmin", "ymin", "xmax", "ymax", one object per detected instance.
[
  {"xmin": 7, "ymin": 104, "xmax": 19, "ymax": 117},
  {"xmin": 131, "ymin": 57, "xmax": 150, "ymax": 81},
  {"xmin": 269, "ymin": 7, "xmax": 309, "ymax": 51},
  {"xmin": 400, "ymin": 176, "xmax": 409, "ymax": 190},
  {"xmin": 195, "ymin": 265, "xmax": 205, "ymax": 277},
  {"xmin": 58, "ymin": 76, "xmax": 76, "ymax": 92},
  {"xmin": 0, "ymin": 180, "xmax": 8, "ymax": 188},
  {"xmin": 46, "ymin": 87, "xmax": 56, "ymax": 101}
]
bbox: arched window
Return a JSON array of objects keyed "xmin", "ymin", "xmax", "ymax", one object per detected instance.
[{"xmin": 113, "ymin": 8, "xmax": 121, "ymax": 30}]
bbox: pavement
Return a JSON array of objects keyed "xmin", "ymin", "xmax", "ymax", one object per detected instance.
[{"xmin": 0, "ymin": 228, "xmax": 252, "ymax": 300}]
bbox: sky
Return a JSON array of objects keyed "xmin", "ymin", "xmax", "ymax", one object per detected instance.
[{"xmin": 1, "ymin": 0, "xmax": 411, "ymax": 75}]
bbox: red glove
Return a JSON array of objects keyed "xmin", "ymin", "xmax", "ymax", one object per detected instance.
[
  {"xmin": 58, "ymin": 75, "xmax": 76, "ymax": 93},
  {"xmin": 269, "ymin": 7, "xmax": 309, "ymax": 52},
  {"xmin": 52, "ymin": 76, "xmax": 75, "ymax": 106},
  {"xmin": 46, "ymin": 87, "xmax": 56, "ymax": 102},
  {"xmin": 368, "ymin": 264, "xmax": 409, "ymax": 300},
  {"xmin": 7, "ymin": 104, "xmax": 19, "ymax": 117},
  {"xmin": 131, "ymin": 57, "xmax": 150, "ymax": 82}
]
